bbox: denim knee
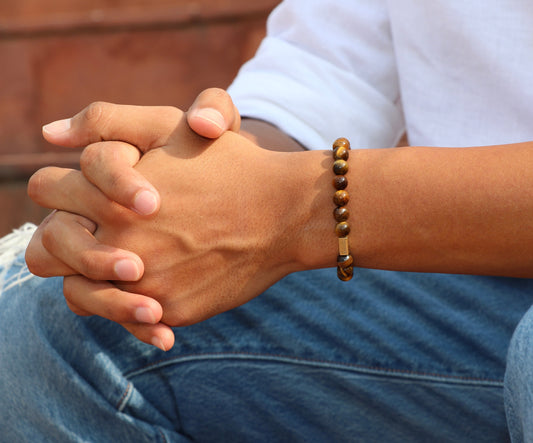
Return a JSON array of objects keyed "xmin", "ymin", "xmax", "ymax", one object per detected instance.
[{"xmin": 504, "ymin": 304, "xmax": 533, "ymax": 442}]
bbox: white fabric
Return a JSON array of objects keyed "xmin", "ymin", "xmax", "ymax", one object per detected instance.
[
  {"xmin": 228, "ymin": 0, "xmax": 533, "ymax": 149},
  {"xmin": 0, "ymin": 223, "xmax": 36, "ymax": 292}
]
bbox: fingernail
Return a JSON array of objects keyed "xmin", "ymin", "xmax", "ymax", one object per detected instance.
[
  {"xmin": 134, "ymin": 307, "xmax": 157, "ymax": 324},
  {"xmin": 133, "ymin": 190, "xmax": 158, "ymax": 215},
  {"xmin": 42, "ymin": 118, "xmax": 72, "ymax": 135},
  {"xmin": 151, "ymin": 336, "xmax": 167, "ymax": 352},
  {"xmin": 114, "ymin": 259, "xmax": 141, "ymax": 281},
  {"xmin": 192, "ymin": 107, "xmax": 225, "ymax": 131}
]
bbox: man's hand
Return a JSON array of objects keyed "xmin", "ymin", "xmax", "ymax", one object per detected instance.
[
  {"xmin": 41, "ymin": 88, "xmax": 241, "ymax": 216},
  {"xmin": 26, "ymin": 89, "xmax": 240, "ymax": 350},
  {"xmin": 29, "ymin": 112, "xmax": 302, "ymax": 349}
]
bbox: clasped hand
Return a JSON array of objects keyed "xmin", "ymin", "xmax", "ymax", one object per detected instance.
[{"xmin": 26, "ymin": 90, "xmax": 300, "ymax": 350}]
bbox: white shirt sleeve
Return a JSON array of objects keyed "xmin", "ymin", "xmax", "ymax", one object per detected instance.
[{"xmin": 227, "ymin": 0, "xmax": 405, "ymax": 150}]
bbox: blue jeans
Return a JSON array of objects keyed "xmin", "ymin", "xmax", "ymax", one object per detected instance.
[
  {"xmin": 505, "ymin": 304, "xmax": 533, "ymax": 442},
  {"xmin": 1, "ymin": 245, "xmax": 533, "ymax": 441}
]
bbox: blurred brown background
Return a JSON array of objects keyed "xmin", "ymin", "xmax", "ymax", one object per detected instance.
[{"xmin": 0, "ymin": 0, "xmax": 279, "ymax": 235}]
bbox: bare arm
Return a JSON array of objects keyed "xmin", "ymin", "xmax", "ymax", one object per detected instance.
[
  {"xmin": 31, "ymin": 130, "xmax": 533, "ymax": 289},
  {"xmin": 350, "ymin": 143, "xmax": 533, "ymax": 278},
  {"xmin": 232, "ymin": 116, "xmax": 533, "ymax": 278},
  {"xmin": 262, "ymin": 142, "xmax": 533, "ymax": 279},
  {"xmin": 27, "ymin": 99, "xmax": 533, "ymax": 351}
]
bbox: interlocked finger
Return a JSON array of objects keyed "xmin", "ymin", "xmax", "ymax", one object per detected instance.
[
  {"xmin": 28, "ymin": 166, "xmax": 125, "ymax": 223},
  {"xmin": 26, "ymin": 211, "xmax": 143, "ymax": 281},
  {"xmin": 80, "ymin": 141, "xmax": 160, "ymax": 216},
  {"xmin": 63, "ymin": 275, "xmax": 174, "ymax": 350}
]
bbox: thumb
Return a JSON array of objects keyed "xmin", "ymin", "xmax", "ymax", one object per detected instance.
[
  {"xmin": 186, "ymin": 88, "xmax": 241, "ymax": 139},
  {"xmin": 42, "ymin": 102, "xmax": 183, "ymax": 152}
]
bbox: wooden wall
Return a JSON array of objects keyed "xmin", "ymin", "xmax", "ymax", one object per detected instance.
[{"xmin": 0, "ymin": 0, "xmax": 279, "ymax": 235}]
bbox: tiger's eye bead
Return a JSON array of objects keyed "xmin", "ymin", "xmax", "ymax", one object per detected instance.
[
  {"xmin": 336, "ymin": 221, "xmax": 351, "ymax": 237},
  {"xmin": 337, "ymin": 265, "xmax": 353, "ymax": 281},
  {"xmin": 337, "ymin": 254, "xmax": 354, "ymax": 268},
  {"xmin": 333, "ymin": 175, "xmax": 348, "ymax": 190},
  {"xmin": 334, "ymin": 206, "xmax": 350, "ymax": 222},
  {"xmin": 333, "ymin": 137, "xmax": 351, "ymax": 150},
  {"xmin": 333, "ymin": 146, "xmax": 350, "ymax": 161},
  {"xmin": 333, "ymin": 160, "xmax": 349, "ymax": 175},
  {"xmin": 333, "ymin": 190, "xmax": 349, "ymax": 206}
]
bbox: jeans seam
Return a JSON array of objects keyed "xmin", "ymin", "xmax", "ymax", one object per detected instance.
[
  {"xmin": 116, "ymin": 383, "xmax": 171, "ymax": 442},
  {"xmin": 124, "ymin": 352, "xmax": 503, "ymax": 387},
  {"xmin": 116, "ymin": 381, "xmax": 134, "ymax": 412},
  {"xmin": 157, "ymin": 428, "xmax": 168, "ymax": 443}
]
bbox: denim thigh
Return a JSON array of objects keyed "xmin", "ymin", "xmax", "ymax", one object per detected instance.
[
  {"xmin": 504, "ymin": 303, "xmax": 533, "ymax": 442},
  {"xmin": 1, "ymin": 251, "xmax": 532, "ymax": 442}
]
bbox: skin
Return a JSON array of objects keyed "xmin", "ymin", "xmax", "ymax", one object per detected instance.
[
  {"xmin": 27, "ymin": 92, "xmax": 304, "ymax": 350},
  {"xmin": 27, "ymin": 90, "xmax": 303, "ymax": 350},
  {"xmin": 26, "ymin": 90, "xmax": 533, "ymax": 350}
]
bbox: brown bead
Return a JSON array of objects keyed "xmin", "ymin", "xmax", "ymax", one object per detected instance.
[
  {"xmin": 337, "ymin": 265, "xmax": 353, "ymax": 281},
  {"xmin": 335, "ymin": 222, "xmax": 350, "ymax": 237},
  {"xmin": 333, "ymin": 137, "xmax": 351, "ymax": 150},
  {"xmin": 337, "ymin": 254, "xmax": 354, "ymax": 268},
  {"xmin": 333, "ymin": 146, "xmax": 350, "ymax": 161},
  {"xmin": 333, "ymin": 190, "xmax": 349, "ymax": 206},
  {"xmin": 333, "ymin": 175, "xmax": 348, "ymax": 190},
  {"xmin": 334, "ymin": 206, "xmax": 350, "ymax": 222},
  {"xmin": 333, "ymin": 160, "xmax": 348, "ymax": 175}
]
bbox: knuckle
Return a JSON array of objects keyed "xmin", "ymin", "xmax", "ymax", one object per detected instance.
[
  {"xmin": 27, "ymin": 167, "xmax": 52, "ymax": 202},
  {"xmin": 79, "ymin": 143, "xmax": 101, "ymax": 172},
  {"xmin": 105, "ymin": 301, "xmax": 131, "ymax": 323},
  {"xmin": 77, "ymin": 250, "xmax": 103, "ymax": 279},
  {"xmin": 39, "ymin": 219, "xmax": 57, "ymax": 252},
  {"xmin": 76, "ymin": 250, "xmax": 119, "ymax": 281},
  {"xmin": 83, "ymin": 101, "xmax": 108, "ymax": 124},
  {"xmin": 80, "ymin": 102, "xmax": 114, "ymax": 139},
  {"xmin": 24, "ymin": 242, "xmax": 46, "ymax": 276},
  {"xmin": 107, "ymin": 170, "xmax": 126, "ymax": 193},
  {"xmin": 40, "ymin": 217, "xmax": 61, "ymax": 253}
]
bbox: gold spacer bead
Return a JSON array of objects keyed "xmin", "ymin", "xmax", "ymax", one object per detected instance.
[{"xmin": 338, "ymin": 237, "xmax": 350, "ymax": 256}]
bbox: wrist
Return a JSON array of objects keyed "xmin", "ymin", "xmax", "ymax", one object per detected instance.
[
  {"xmin": 282, "ymin": 147, "xmax": 374, "ymax": 274},
  {"xmin": 281, "ymin": 149, "xmax": 340, "ymax": 272},
  {"xmin": 258, "ymin": 146, "xmax": 376, "ymax": 278}
]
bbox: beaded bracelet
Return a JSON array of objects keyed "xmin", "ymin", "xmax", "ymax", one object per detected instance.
[{"xmin": 332, "ymin": 137, "xmax": 353, "ymax": 281}]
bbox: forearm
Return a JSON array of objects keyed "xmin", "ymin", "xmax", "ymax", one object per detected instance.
[
  {"xmin": 218, "ymin": 116, "xmax": 533, "ymax": 277},
  {"xmin": 290, "ymin": 142, "xmax": 533, "ymax": 278}
]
